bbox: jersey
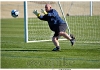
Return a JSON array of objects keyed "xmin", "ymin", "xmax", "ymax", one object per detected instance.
[{"xmin": 38, "ymin": 9, "xmax": 66, "ymax": 31}]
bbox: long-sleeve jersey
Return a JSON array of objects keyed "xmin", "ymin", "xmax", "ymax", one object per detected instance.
[{"xmin": 38, "ymin": 9, "xmax": 66, "ymax": 31}]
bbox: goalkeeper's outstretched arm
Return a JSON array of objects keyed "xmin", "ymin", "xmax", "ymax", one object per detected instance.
[{"xmin": 33, "ymin": 10, "xmax": 48, "ymax": 21}]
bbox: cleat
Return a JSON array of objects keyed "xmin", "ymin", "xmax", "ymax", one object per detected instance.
[
  {"xmin": 70, "ymin": 39, "xmax": 75, "ymax": 46},
  {"xmin": 70, "ymin": 34, "xmax": 75, "ymax": 46},
  {"xmin": 52, "ymin": 47, "xmax": 59, "ymax": 51}
]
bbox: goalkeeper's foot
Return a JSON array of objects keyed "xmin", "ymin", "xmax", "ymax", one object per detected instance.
[
  {"xmin": 70, "ymin": 34, "xmax": 75, "ymax": 46},
  {"xmin": 52, "ymin": 47, "xmax": 60, "ymax": 51}
]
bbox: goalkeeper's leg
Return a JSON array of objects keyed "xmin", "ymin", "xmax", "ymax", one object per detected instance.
[
  {"xmin": 52, "ymin": 32, "xmax": 75, "ymax": 51},
  {"xmin": 59, "ymin": 32, "xmax": 75, "ymax": 46},
  {"xmin": 52, "ymin": 36, "xmax": 60, "ymax": 51},
  {"xmin": 52, "ymin": 30, "xmax": 61, "ymax": 51},
  {"xmin": 59, "ymin": 24, "xmax": 75, "ymax": 46}
]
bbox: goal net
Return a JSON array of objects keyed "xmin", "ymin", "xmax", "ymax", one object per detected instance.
[
  {"xmin": 24, "ymin": 1, "xmax": 100, "ymax": 43},
  {"xmin": 24, "ymin": 1, "xmax": 70, "ymax": 43}
]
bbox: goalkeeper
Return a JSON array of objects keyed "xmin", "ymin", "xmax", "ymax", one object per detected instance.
[{"xmin": 33, "ymin": 4, "xmax": 75, "ymax": 51}]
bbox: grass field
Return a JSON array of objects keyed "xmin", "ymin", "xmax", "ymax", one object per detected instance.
[{"xmin": 1, "ymin": 16, "xmax": 100, "ymax": 68}]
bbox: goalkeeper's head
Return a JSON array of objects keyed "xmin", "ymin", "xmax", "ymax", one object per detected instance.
[{"xmin": 45, "ymin": 4, "xmax": 52, "ymax": 12}]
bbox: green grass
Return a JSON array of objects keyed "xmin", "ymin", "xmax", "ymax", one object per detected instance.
[{"xmin": 1, "ymin": 16, "xmax": 100, "ymax": 68}]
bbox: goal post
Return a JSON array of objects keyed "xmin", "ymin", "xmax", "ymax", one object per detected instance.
[
  {"xmin": 24, "ymin": 1, "xmax": 28, "ymax": 43},
  {"xmin": 90, "ymin": 1, "xmax": 93, "ymax": 16}
]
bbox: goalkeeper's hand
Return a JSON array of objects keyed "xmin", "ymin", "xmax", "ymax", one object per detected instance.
[
  {"xmin": 33, "ymin": 10, "xmax": 40, "ymax": 17},
  {"xmin": 41, "ymin": 9, "xmax": 47, "ymax": 15}
]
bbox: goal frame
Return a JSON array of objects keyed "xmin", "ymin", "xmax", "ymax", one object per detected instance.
[{"xmin": 24, "ymin": 1, "xmax": 70, "ymax": 43}]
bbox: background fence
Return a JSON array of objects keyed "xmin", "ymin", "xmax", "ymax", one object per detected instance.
[{"xmin": 1, "ymin": 1, "xmax": 100, "ymax": 19}]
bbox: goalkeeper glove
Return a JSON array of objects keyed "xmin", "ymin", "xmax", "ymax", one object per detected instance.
[
  {"xmin": 41, "ymin": 9, "xmax": 47, "ymax": 15},
  {"xmin": 33, "ymin": 10, "xmax": 40, "ymax": 17}
]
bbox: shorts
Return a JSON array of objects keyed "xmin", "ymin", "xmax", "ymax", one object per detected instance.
[{"xmin": 53, "ymin": 23, "xmax": 67, "ymax": 37}]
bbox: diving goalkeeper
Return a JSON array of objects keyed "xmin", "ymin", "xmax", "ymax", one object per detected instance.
[{"xmin": 33, "ymin": 4, "xmax": 75, "ymax": 51}]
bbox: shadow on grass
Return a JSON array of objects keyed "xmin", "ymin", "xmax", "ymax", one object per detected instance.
[{"xmin": 1, "ymin": 49, "xmax": 53, "ymax": 52}]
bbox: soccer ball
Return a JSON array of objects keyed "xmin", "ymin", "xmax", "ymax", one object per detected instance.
[{"xmin": 11, "ymin": 10, "xmax": 19, "ymax": 18}]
